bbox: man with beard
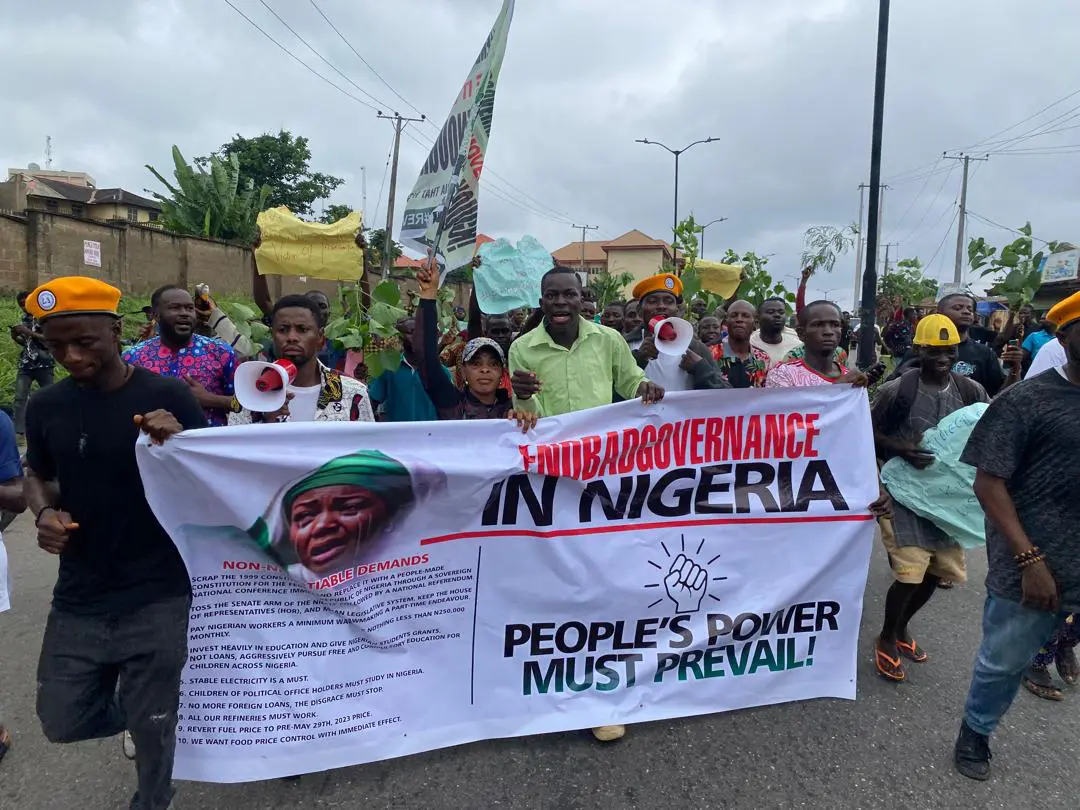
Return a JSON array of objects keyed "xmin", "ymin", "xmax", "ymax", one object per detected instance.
[
  {"xmin": 229, "ymin": 295, "xmax": 373, "ymax": 424},
  {"xmin": 124, "ymin": 285, "xmax": 237, "ymax": 427},
  {"xmin": 24, "ymin": 276, "xmax": 207, "ymax": 810},
  {"xmin": 711, "ymin": 300, "xmax": 771, "ymax": 388},
  {"xmin": 510, "ymin": 268, "xmax": 662, "ymax": 415},
  {"xmin": 870, "ymin": 315, "xmax": 988, "ymax": 683},
  {"xmin": 626, "ymin": 274, "xmax": 725, "ymax": 391},
  {"xmin": 953, "ymin": 290, "xmax": 1080, "ymax": 780},
  {"xmin": 751, "ymin": 297, "xmax": 803, "ymax": 368}
]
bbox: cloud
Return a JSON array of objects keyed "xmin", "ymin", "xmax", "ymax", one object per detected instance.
[{"xmin": 2, "ymin": 0, "xmax": 1077, "ymax": 309}]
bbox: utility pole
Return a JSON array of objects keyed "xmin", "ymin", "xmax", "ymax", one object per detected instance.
[
  {"xmin": 571, "ymin": 224, "xmax": 599, "ymax": 273},
  {"xmin": 45, "ymin": 135, "xmax": 53, "ymax": 170},
  {"xmin": 854, "ymin": 183, "xmax": 867, "ymax": 310},
  {"xmin": 881, "ymin": 242, "xmax": 898, "ymax": 277},
  {"xmin": 361, "ymin": 166, "xmax": 367, "ymax": 217},
  {"xmin": 377, "ymin": 112, "xmax": 425, "ymax": 278},
  {"xmin": 945, "ymin": 152, "xmax": 989, "ymax": 284},
  {"xmin": 858, "ymin": 0, "xmax": 891, "ymax": 369}
]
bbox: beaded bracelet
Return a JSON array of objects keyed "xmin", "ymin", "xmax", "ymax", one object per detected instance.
[
  {"xmin": 1018, "ymin": 553, "xmax": 1047, "ymax": 571},
  {"xmin": 1014, "ymin": 547, "xmax": 1042, "ymax": 566}
]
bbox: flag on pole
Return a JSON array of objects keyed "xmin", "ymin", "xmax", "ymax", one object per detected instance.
[{"xmin": 399, "ymin": 0, "xmax": 515, "ymax": 280}]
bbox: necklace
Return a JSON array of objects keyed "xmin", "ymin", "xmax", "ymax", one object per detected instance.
[{"xmin": 78, "ymin": 363, "xmax": 133, "ymax": 458}]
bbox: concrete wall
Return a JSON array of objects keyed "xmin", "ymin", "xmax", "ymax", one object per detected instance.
[
  {"xmin": 606, "ymin": 247, "xmax": 666, "ymax": 286},
  {"xmin": 0, "ymin": 214, "xmax": 26, "ymax": 289}
]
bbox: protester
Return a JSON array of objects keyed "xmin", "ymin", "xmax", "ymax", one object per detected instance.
[
  {"xmin": 625, "ymin": 274, "xmax": 725, "ymax": 391},
  {"xmin": 1021, "ymin": 316, "xmax": 1055, "ymax": 373},
  {"xmin": 689, "ymin": 298, "xmax": 708, "ymax": 322},
  {"xmin": 442, "ymin": 259, "xmax": 514, "ymax": 395},
  {"xmin": 193, "ymin": 284, "xmax": 258, "ymax": 359},
  {"xmin": 509, "ymin": 266, "xmax": 662, "ymax": 741},
  {"xmin": 710, "ymin": 300, "xmax": 770, "ymax": 388},
  {"xmin": 622, "ymin": 299, "xmax": 643, "ymax": 337},
  {"xmin": 230, "ymin": 295, "xmax": 373, "ymax": 425},
  {"xmin": 869, "ymin": 315, "xmax": 989, "ymax": 682},
  {"xmin": 413, "ymin": 263, "xmax": 536, "ymax": 428},
  {"xmin": 893, "ymin": 294, "xmax": 1013, "ymax": 396},
  {"xmin": 751, "ymin": 297, "xmax": 802, "ymax": 367},
  {"xmin": 123, "ymin": 285, "xmax": 238, "ymax": 427},
  {"xmin": 697, "ymin": 315, "xmax": 722, "ymax": 348},
  {"xmin": 10, "ymin": 290, "xmax": 55, "ymax": 440},
  {"xmin": 1025, "ymin": 330, "xmax": 1067, "ymax": 379},
  {"xmin": 367, "ymin": 314, "xmax": 444, "ymax": 422},
  {"xmin": 765, "ymin": 302, "xmax": 867, "ymax": 388},
  {"xmin": 1022, "ymin": 615, "xmax": 1080, "ymax": 701},
  {"xmin": 23, "ymin": 276, "xmax": 206, "ymax": 809},
  {"xmin": 953, "ymin": 289, "xmax": 1080, "ymax": 781},
  {"xmin": 882, "ymin": 307, "xmax": 919, "ymax": 358},
  {"xmin": 0, "ymin": 403, "xmax": 25, "ymax": 766},
  {"xmin": 600, "ymin": 301, "xmax": 626, "ymax": 333}
]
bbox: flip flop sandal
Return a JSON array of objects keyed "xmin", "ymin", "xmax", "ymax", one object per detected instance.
[
  {"xmin": 896, "ymin": 638, "xmax": 929, "ymax": 663},
  {"xmin": 1022, "ymin": 669, "xmax": 1064, "ymax": 701},
  {"xmin": 875, "ymin": 645, "xmax": 905, "ymax": 682},
  {"xmin": 1055, "ymin": 649, "xmax": 1080, "ymax": 686},
  {"xmin": 0, "ymin": 726, "xmax": 11, "ymax": 764},
  {"xmin": 937, "ymin": 580, "xmax": 955, "ymax": 589}
]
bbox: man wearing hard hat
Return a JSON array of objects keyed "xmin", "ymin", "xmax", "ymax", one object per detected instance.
[{"xmin": 869, "ymin": 314, "xmax": 989, "ymax": 684}]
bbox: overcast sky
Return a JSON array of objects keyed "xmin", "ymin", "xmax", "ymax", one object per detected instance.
[{"xmin": 4, "ymin": 0, "xmax": 1078, "ymax": 308}]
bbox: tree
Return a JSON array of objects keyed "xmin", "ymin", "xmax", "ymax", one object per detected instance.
[
  {"xmin": 727, "ymin": 250, "xmax": 795, "ymax": 308},
  {"xmin": 320, "ymin": 204, "xmax": 354, "ymax": 224},
  {"xmin": 876, "ymin": 257, "xmax": 938, "ymax": 322},
  {"xmin": 968, "ymin": 224, "xmax": 1060, "ymax": 311},
  {"xmin": 145, "ymin": 145, "xmax": 268, "ymax": 243},
  {"xmin": 801, "ymin": 224, "xmax": 858, "ymax": 276},
  {"xmin": 365, "ymin": 228, "xmax": 402, "ymax": 271},
  {"xmin": 197, "ymin": 131, "xmax": 344, "ymax": 218},
  {"xmin": 588, "ymin": 270, "xmax": 635, "ymax": 308},
  {"xmin": 671, "ymin": 214, "xmax": 700, "ymax": 274}
]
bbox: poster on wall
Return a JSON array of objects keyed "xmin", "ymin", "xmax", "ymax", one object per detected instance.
[{"xmin": 83, "ymin": 240, "xmax": 101, "ymax": 267}]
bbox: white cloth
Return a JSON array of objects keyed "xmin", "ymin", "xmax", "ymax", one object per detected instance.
[
  {"xmin": 0, "ymin": 534, "xmax": 10, "ymax": 613},
  {"xmin": 287, "ymin": 384, "xmax": 322, "ymax": 422},
  {"xmin": 1025, "ymin": 338, "xmax": 1066, "ymax": 379},
  {"xmin": 750, "ymin": 328, "xmax": 802, "ymax": 368},
  {"xmin": 627, "ymin": 338, "xmax": 693, "ymax": 392}
]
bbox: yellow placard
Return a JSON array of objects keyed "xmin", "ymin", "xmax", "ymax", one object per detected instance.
[
  {"xmin": 696, "ymin": 260, "xmax": 743, "ymax": 299},
  {"xmin": 254, "ymin": 206, "xmax": 364, "ymax": 281}
]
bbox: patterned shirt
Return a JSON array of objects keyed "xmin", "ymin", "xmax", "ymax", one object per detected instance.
[
  {"xmin": 228, "ymin": 363, "xmax": 374, "ymax": 425},
  {"xmin": 766, "ymin": 358, "xmax": 849, "ymax": 388},
  {"xmin": 16, "ymin": 312, "xmax": 54, "ymax": 373},
  {"xmin": 123, "ymin": 334, "xmax": 237, "ymax": 426},
  {"xmin": 783, "ymin": 344, "xmax": 849, "ymax": 366},
  {"xmin": 710, "ymin": 341, "xmax": 770, "ymax": 388}
]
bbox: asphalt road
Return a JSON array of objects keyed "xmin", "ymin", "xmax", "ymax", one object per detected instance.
[{"xmin": 2, "ymin": 515, "xmax": 1077, "ymax": 809}]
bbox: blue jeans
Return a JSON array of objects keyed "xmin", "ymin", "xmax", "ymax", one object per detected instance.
[{"xmin": 964, "ymin": 592, "xmax": 1068, "ymax": 735}]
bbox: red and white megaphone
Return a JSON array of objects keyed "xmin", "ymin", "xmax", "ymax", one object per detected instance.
[
  {"xmin": 649, "ymin": 316, "xmax": 694, "ymax": 356},
  {"xmin": 234, "ymin": 359, "xmax": 297, "ymax": 412}
]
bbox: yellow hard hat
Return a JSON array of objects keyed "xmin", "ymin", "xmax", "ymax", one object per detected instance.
[{"xmin": 913, "ymin": 313, "xmax": 960, "ymax": 347}]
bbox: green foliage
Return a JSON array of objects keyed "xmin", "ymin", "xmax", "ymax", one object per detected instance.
[
  {"xmin": 323, "ymin": 279, "xmax": 410, "ymax": 379},
  {"xmin": 198, "ymin": 131, "xmax": 344, "ymax": 218},
  {"xmin": 726, "ymin": 250, "xmax": 795, "ymax": 308},
  {"xmin": 320, "ymin": 204, "xmax": 354, "ymax": 224},
  {"xmin": 587, "ymin": 270, "xmax": 635, "ymax": 309},
  {"xmin": 967, "ymin": 223, "xmax": 1047, "ymax": 310},
  {"xmin": 801, "ymin": 224, "xmax": 858, "ymax": 276},
  {"xmin": 876, "ymin": 256, "xmax": 938, "ymax": 320},
  {"xmin": 672, "ymin": 214, "xmax": 700, "ymax": 274},
  {"xmin": 364, "ymin": 227, "xmax": 403, "ymax": 270},
  {"xmin": 146, "ymin": 146, "xmax": 269, "ymax": 243}
]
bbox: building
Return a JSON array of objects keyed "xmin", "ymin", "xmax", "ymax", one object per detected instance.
[
  {"xmin": 0, "ymin": 167, "xmax": 162, "ymax": 224},
  {"xmin": 551, "ymin": 229, "xmax": 682, "ymax": 285}
]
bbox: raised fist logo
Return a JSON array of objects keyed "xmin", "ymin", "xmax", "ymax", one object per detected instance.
[{"xmin": 664, "ymin": 553, "xmax": 708, "ymax": 613}]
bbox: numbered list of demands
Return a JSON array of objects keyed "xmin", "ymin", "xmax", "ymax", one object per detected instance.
[{"xmin": 176, "ymin": 555, "xmax": 477, "ymax": 751}]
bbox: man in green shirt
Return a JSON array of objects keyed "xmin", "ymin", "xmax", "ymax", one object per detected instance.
[{"xmin": 509, "ymin": 267, "xmax": 664, "ymax": 415}]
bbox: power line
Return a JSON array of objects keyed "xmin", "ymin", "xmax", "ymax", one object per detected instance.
[
  {"xmin": 959, "ymin": 87, "xmax": 1080, "ymax": 150},
  {"xmin": 966, "ymin": 210, "xmax": 1052, "ymax": 245},
  {"xmin": 371, "ymin": 138, "xmax": 393, "ymax": 226},
  {"xmin": 895, "ymin": 161, "xmax": 958, "ymax": 244},
  {"xmin": 222, "ymin": 0, "xmax": 380, "ymax": 111},
  {"xmin": 256, "ymin": 0, "xmax": 395, "ymax": 112},
  {"xmin": 927, "ymin": 206, "xmax": 960, "ymax": 277},
  {"xmin": 884, "ymin": 158, "xmax": 941, "ymax": 241},
  {"xmin": 308, "ymin": 0, "xmax": 429, "ymax": 121}
]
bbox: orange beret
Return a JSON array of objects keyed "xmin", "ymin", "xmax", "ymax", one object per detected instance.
[
  {"xmin": 632, "ymin": 273, "xmax": 682, "ymax": 301},
  {"xmin": 1047, "ymin": 290, "xmax": 1080, "ymax": 331},
  {"xmin": 27, "ymin": 276, "xmax": 122, "ymax": 321}
]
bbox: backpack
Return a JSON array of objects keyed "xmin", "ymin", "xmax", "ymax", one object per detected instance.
[{"xmin": 881, "ymin": 368, "xmax": 982, "ymax": 437}]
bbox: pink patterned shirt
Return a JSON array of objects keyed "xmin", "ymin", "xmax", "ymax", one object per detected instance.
[{"xmin": 765, "ymin": 359, "xmax": 848, "ymax": 388}]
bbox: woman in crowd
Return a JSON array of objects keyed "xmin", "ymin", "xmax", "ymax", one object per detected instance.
[{"xmin": 413, "ymin": 261, "xmax": 536, "ymax": 429}]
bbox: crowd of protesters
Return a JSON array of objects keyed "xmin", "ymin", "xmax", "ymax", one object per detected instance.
[{"xmin": 1, "ymin": 232, "xmax": 1078, "ymax": 805}]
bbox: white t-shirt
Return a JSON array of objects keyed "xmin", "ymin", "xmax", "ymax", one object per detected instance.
[
  {"xmin": 1026, "ymin": 338, "xmax": 1066, "ymax": 379},
  {"xmin": 0, "ymin": 534, "xmax": 10, "ymax": 612},
  {"xmin": 287, "ymin": 383, "xmax": 322, "ymax": 422},
  {"xmin": 750, "ymin": 327, "xmax": 803, "ymax": 368},
  {"xmin": 627, "ymin": 338, "xmax": 694, "ymax": 392}
]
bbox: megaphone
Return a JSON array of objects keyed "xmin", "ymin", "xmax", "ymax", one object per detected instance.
[
  {"xmin": 649, "ymin": 316, "xmax": 693, "ymax": 356},
  {"xmin": 234, "ymin": 359, "xmax": 297, "ymax": 413}
]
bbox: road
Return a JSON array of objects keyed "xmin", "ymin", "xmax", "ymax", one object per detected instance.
[{"xmin": 2, "ymin": 514, "xmax": 1077, "ymax": 809}]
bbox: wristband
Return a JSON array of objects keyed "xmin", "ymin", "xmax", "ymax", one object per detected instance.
[{"xmin": 34, "ymin": 505, "xmax": 57, "ymax": 526}]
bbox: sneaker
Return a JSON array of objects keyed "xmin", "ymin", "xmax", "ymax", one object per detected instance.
[
  {"xmin": 591, "ymin": 725, "xmax": 625, "ymax": 742},
  {"xmin": 954, "ymin": 721, "xmax": 991, "ymax": 780},
  {"xmin": 122, "ymin": 730, "xmax": 136, "ymax": 760}
]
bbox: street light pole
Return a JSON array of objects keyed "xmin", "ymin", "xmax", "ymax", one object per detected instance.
[
  {"xmin": 635, "ymin": 137, "xmax": 721, "ymax": 249},
  {"xmin": 696, "ymin": 217, "xmax": 728, "ymax": 260}
]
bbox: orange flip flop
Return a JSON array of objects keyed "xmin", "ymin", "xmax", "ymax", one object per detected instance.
[
  {"xmin": 896, "ymin": 638, "xmax": 929, "ymax": 663},
  {"xmin": 875, "ymin": 643, "xmax": 906, "ymax": 682}
]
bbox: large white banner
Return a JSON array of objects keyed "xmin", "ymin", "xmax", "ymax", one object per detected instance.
[
  {"xmin": 138, "ymin": 387, "xmax": 877, "ymax": 783},
  {"xmin": 399, "ymin": 0, "xmax": 514, "ymax": 276}
]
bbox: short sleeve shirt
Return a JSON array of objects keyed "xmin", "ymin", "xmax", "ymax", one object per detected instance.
[
  {"xmin": 123, "ymin": 334, "xmax": 237, "ymax": 426},
  {"xmin": 960, "ymin": 370, "xmax": 1080, "ymax": 610}
]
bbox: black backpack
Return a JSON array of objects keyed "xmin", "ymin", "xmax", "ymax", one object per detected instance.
[{"xmin": 881, "ymin": 368, "xmax": 982, "ymax": 436}]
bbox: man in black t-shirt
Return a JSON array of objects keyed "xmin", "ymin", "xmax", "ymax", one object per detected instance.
[
  {"xmin": 953, "ymin": 290, "xmax": 1080, "ymax": 782},
  {"xmin": 24, "ymin": 276, "xmax": 205, "ymax": 810}
]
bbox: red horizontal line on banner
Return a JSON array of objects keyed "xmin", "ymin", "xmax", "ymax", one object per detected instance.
[{"xmin": 419, "ymin": 514, "xmax": 875, "ymax": 546}]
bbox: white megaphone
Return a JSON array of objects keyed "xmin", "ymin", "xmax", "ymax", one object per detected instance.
[
  {"xmin": 649, "ymin": 316, "xmax": 694, "ymax": 356},
  {"xmin": 234, "ymin": 359, "xmax": 297, "ymax": 413}
]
